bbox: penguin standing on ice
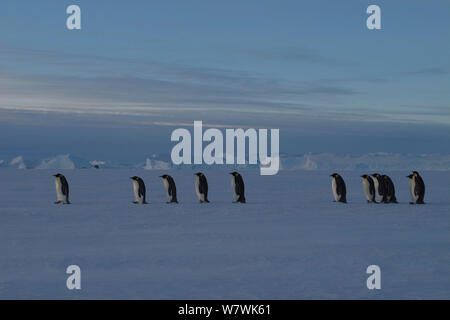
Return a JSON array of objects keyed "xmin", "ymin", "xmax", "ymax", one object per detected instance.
[
  {"xmin": 130, "ymin": 176, "xmax": 147, "ymax": 204},
  {"xmin": 53, "ymin": 173, "xmax": 70, "ymax": 204},
  {"xmin": 230, "ymin": 172, "xmax": 246, "ymax": 203},
  {"xmin": 194, "ymin": 172, "xmax": 209, "ymax": 203},
  {"xmin": 361, "ymin": 174, "xmax": 376, "ymax": 203},
  {"xmin": 330, "ymin": 173, "xmax": 347, "ymax": 203},
  {"xmin": 407, "ymin": 171, "xmax": 425, "ymax": 204},
  {"xmin": 382, "ymin": 174, "xmax": 398, "ymax": 203},
  {"xmin": 160, "ymin": 174, "xmax": 178, "ymax": 203},
  {"xmin": 371, "ymin": 173, "xmax": 387, "ymax": 203}
]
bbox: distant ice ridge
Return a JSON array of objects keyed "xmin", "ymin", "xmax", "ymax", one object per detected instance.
[
  {"xmin": 89, "ymin": 160, "xmax": 105, "ymax": 167},
  {"xmin": 0, "ymin": 153, "xmax": 449, "ymax": 170},
  {"xmin": 282, "ymin": 152, "xmax": 450, "ymax": 171},
  {"xmin": 9, "ymin": 156, "xmax": 27, "ymax": 169},
  {"xmin": 36, "ymin": 154, "xmax": 75, "ymax": 169},
  {"xmin": 142, "ymin": 158, "xmax": 170, "ymax": 170}
]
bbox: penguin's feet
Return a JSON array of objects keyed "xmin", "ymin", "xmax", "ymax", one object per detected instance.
[
  {"xmin": 132, "ymin": 201, "xmax": 138, "ymax": 204},
  {"xmin": 54, "ymin": 201, "xmax": 62, "ymax": 204}
]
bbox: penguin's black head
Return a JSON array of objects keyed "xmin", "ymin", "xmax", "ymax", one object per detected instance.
[
  {"xmin": 53, "ymin": 173, "xmax": 62, "ymax": 178},
  {"xmin": 406, "ymin": 174, "xmax": 413, "ymax": 179},
  {"xmin": 371, "ymin": 173, "xmax": 380, "ymax": 178},
  {"xmin": 361, "ymin": 174, "xmax": 368, "ymax": 178},
  {"xmin": 230, "ymin": 171, "xmax": 240, "ymax": 176},
  {"xmin": 330, "ymin": 173, "xmax": 339, "ymax": 178},
  {"xmin": 160, "ymin": 174, "xmax": 168, "ymax": 179},
  {"xmin": 130, "ymin": 176, "xmax": 139, "ymax": 181},
  {"xmin": 412, "ymin": 171, "xmax": 420, "ymax": 176},
  {"xmin": 194, "ymin": 172, "xmax": 203, "ymax": 176}
]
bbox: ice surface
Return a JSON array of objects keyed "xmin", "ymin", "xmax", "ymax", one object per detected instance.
[
  {"xmin": 2, "ymin": 153, "xmax": 450, "ymax": 171},
  {"xmin": 0, "ymin": 169, "xmax": 449, "ymax": 299}
]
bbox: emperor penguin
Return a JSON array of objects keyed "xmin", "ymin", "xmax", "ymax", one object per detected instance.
[
  {"xmin": 230, "ymin": 172, "xmax": 246, "ymax": 203},
  {"xmin": 160, "ymin": 174, "xmax": 178, "ymax": 203},
  {"xmin": 130, "ymin": 176, "xmax": 147, "ymax": 204},
  {"xmin": 330, "ymin": 173, "xmax": 347, "ymax": 203},
  {"xmin": 53, "ymin": 173, "xmax": 70, "ymax": 204},
  {"xmin": 407, "ymin": 171, "xmax": 425, "ymax": 204},
  {"xmin": 382, "ymin": 174, "xmax": 398, "ymax": 203},
  {"xmin": 360, "ymin": 174, "xmax": 376, "ymax": 203},
  {"xmin": 371, "ymin": 173, "xmax": 387, "ymax": 203},
  {"xmin": 194, "ymin": 172, "xmax": 209, "ymax": 203}
]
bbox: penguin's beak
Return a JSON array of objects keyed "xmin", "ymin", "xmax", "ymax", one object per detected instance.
[{"xmin": 159, "ymin": 175, "xmax": 164, "ymax": 178}]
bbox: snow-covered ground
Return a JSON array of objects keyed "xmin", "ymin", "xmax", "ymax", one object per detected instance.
[{"xmin": 0, "ymin": 169, "xmax": 449, "ymax": 299}]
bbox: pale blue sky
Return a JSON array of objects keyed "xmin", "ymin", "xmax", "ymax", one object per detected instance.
[{"xmin": 0, "ymin": 0, "xmax": 449, "ymax": 160}]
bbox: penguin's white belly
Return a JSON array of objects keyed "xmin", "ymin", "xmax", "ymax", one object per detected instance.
[
  {"xmin": 410, "ymin": 179, "xmax": 418, "ymax": 203},
  {"xmin": 195, "ymin": 177, "xmax": 204, "ymax": 201},
  {"xmin": 373, "ymin": 178, "xmax": 381, "ymax": 201},
  {"xmin": 55, "ymin": 178, "xmax": 66, "ymax": 201},
  {"xmin": 362, "ymin": 179, "xmax": 372, "ymax": 201},
  {"xmin": 133, "ymin": 181, "xmax": 143, "ymax": 203},
  {"xmin": 332, "ymin": 178, "xmax": 340, "ymax": 201},
  {"xmin": 231, "ymin": 177, "xmax": 239, "ymax": 201},
  {"xmin": 163, "ymin": 179, "xmax": 171, "ymax": 201}
]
